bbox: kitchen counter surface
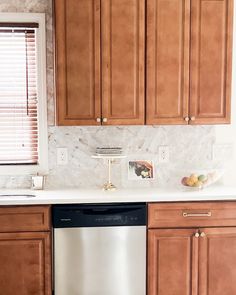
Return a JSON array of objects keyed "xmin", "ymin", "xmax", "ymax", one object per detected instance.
[{"xmin": 1, "ymin": 185, "xmax": 236, "ymax": 205}]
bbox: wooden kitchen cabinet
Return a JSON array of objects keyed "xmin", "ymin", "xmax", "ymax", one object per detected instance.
[
  {"xmin": 55, "ymin": 0, "xmax": 233, "ymax": 126},
  {"xmin": 55, "ymin": 0, "xmax": 101, "ymax": 125},
  {"xmin": 148, "ymin": 202, "xmax": 236, "ymax": 295},
  {"xmin": 0, "ymin": 232, "xmax": 51, "ymax": 295},
  {"xmin": 101, "ymin": 0, "xmax": 145, "ymax": 125},
  {"xmin": 0, "ymin": 206, "xmax": 52, "ymax": 295},
  {"xmin": 148, "ymin": 229, "xmax": 196, "ymax": 295},
  {"xmin": 198, "ymin": 227, "xmax": 236, "ymax": 295},
  {"xmin": 54, "ymin": 0, "xmax": 145, "ymax": 125},
  {"xmin": 146, "ymin": 0, "xmax": 233, "ymax": 125},
  {"xmin": 189, "ymin": 0, "xmax": 233, "ymax": 124},
  {"xmin": 146, "ymin": 0, "xmax": 190, "ymax": 125}
]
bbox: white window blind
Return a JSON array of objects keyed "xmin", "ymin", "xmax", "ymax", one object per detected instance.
[{"xmin": 0, "ymin": 23, "xmax": 39, "ymax": 165}]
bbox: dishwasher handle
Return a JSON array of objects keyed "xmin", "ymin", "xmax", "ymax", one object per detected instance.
[{"xmin": 69, "ymin": 207, "xmax": 143, "ymax": 215}]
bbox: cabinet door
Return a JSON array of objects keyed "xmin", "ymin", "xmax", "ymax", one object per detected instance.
[
  {"xmin": 146, "ymin": 0, "xmax": 190, "ymax": 125},
  {"xmin": 148, "ymin": 229, "xmax": 198, "ymax": 295},
  {"xmin": 199, "ymin": 227, "xmax": 236, "ymax": 295},
  {"xmin": 0, "ymin": 232, "xmax": 51, "ymax": 295},
  {"xmin": 55, "ymin": 0, "xmax": 101, "ymax": 125},
  {"xmin": 101, "ymin": 0, "xmax": 145, "ymax": 125},
  {"xmin": 189, "ymin": 0, "xmax": 233, "ymax": 124}
]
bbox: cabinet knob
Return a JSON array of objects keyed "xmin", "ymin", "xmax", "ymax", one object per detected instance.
[
  {"xmin": 200, "ymin": 232, "xmax": 206, "ymax": 238},
  {"xmin": 190, "ymin": 116, "xmax": 196, "ymax": 121},
  {"xmin": 102, "ymin": 118, "xmax": 108, "ymax": 123},
  {"xmin": 96, "ymin": 118, "xmax": 101, "ymax": 123},
  {"xmin": 194, "ymin": 232, "xmax": 200, "ymax": 238},
  {"xmin": 184, "ymin": 117, "xmax": 190, "ymax": 122}
]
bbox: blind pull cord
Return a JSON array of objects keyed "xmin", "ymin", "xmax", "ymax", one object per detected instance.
[{"xmin": 25, "ymin": 30, "xmax": 29, "ymax": 116}]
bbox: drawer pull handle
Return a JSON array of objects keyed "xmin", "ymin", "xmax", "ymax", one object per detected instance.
[{"xmin": 183, "ymin": 212, "xmax": 212, "ymax": 217}]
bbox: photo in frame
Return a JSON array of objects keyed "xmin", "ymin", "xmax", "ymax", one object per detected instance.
[{"xmin": 128, "ymin": 160, "xmax": 154, "ymax": 180}]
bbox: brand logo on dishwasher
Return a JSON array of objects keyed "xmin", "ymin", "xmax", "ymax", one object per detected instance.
[{"xmin": 60, "ymin": 218, "xmax": 72, "ymax": 222}]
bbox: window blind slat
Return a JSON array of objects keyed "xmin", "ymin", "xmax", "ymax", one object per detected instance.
[{"xmin": 0, "ymin": 26, "xmax": 39, "ymax": 165}]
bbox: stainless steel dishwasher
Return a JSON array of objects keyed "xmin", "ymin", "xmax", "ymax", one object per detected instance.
[{"xmin": 53, "ymin": 203, "xmax": 146, "ymax": 295}]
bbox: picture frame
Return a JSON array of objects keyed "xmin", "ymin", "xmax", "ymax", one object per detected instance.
[{"xmin": 128, "ymin": 160, "xmax": 155, "ymax": 180}]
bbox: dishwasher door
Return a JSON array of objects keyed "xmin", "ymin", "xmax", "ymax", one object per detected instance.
[{"xmin": 54, "ymin": 226, "xmax": 146, "ymax": 295}]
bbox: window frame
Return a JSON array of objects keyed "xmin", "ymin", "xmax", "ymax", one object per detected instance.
[{"xmin": 0, "ymin": 13, "xmax": 48, "ymax": 175}]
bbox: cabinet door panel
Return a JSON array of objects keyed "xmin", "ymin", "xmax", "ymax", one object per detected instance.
[
  {"xmin": 146, "ymin": 0, "xmax": 190, "ymax": 125},
  {"xmin": 148, "ymin": 229, "xmax": 198, "ymax": 295},
  {"xmin": 102, "ymin": 0, "xmax": 145, "ymax": 125},
  {"xmin": 0, "ymin": 232, "xmax": 51, "ymax": 295},
  {"xmin": 55, "ymin": 0, "xmax": 101, "ymax": 125},
  {"xmin": 199, "ymin": 227, "xmax": 236, "ymax": 295},
  {"xmin": 190, "ymin": 0, "xmax": 233, "ymax": 124}
]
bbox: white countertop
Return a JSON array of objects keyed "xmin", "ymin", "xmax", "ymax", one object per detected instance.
[{"xmin": 1, "ymin": 185, "xmax": 236, "ymax": 205}]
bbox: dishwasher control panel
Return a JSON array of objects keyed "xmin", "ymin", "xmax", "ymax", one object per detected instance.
[{"xmin": 53, "ymin": 203, "xmax": 147, "ymax": 228}]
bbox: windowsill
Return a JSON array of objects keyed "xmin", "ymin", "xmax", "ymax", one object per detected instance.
[{"xmin": 0, "ymin": 164, "xmax": 48, "ymax": 176}]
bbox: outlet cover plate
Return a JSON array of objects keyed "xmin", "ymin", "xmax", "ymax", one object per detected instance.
[
  {"xmin": 57, "ymin": 148, "xmax": 68, "ymax": 165},
  {"xmin": 159, "ymin": 146, "xmax": 170, "ymax": 163}
]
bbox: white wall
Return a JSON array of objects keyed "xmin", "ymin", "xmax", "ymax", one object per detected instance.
[{"xmin": 215, "ymin": 4, "xmax": 236, "ymax": 185}]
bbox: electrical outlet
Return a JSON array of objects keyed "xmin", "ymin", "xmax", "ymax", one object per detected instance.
[
  {"xmin": 57, "ymin": 148, "xmax": 68, "ymax": 165},
  {"xmin": 159, "ymin": 146, "xmax": 170, "ymax": 163},
  {"xmin": 212, "ymin": 144, "xmax": 233, "ymax": 161}
]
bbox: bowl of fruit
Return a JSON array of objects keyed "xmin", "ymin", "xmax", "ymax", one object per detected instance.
[{"xmin": 181, "ymin": 170, "xmax": 224, "ymax": 190}]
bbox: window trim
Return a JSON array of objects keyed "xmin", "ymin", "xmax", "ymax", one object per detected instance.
[{"xmin": 0, "ymin": 13, "xmax": 48, "ymax": 175}]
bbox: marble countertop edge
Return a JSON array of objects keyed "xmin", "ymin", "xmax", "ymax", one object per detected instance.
[{"xmin": 0, "ymin": 185, "xmax": 236, "ymax": 205}]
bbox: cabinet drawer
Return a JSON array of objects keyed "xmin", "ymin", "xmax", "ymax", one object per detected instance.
[
  {"xmin": 148, "ymin": 202, "xmax": 236, "ymax": 228},
  {"xmin": 0, "ymin": 206, "xmax": 51, "ymax": 232}
]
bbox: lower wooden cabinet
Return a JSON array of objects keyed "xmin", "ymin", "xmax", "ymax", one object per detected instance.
[
  {"xmin": 148, "ymin": 202, "xmax": 236, "ymax": 295},
  {"xmin": 0, "ymin": 206, "xmax": 52, "ymax": 295},
  {"xmin": 198, "ymin": 227, "xmax": 236, "ymax": 295},
  {"xmin": 0, "ymin": 232, "xmax": 51, "ymax": 295},
  {"xmin": 148, "ymin": 229, "xmax": 194, "ymax": 295}
]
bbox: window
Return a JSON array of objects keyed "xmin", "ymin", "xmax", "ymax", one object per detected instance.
[{"xmin": 0, "ymin": 13, "xmax": 48, "ymax": 175}]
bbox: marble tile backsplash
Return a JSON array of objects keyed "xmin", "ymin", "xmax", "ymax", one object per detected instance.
[
  {"xmin": 45, "ymin": 125, "xmax": 219, "ymax": 189},
  {"xmin": 0, "ymin": 0, "xmax": 233, "ymax": 189}
]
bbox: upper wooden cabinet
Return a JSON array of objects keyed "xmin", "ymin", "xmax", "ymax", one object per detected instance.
[
  {"xmin": 54, "ymin": 0, "xmax": 145, "ymax": 125},
  {"xmin": 146, "ymin": 0, "xmax": 233, "ymax": 125},
  {"xmin": 55, "ymin": 0, "xmax": 101, "ymax": 125},
  {"xmin": 102, "ymin": 0, "xmax": 145, "ymax": 125},
  {"xmin": 146, "ymin": 0, "xmax": 190, "ymax": 125},
  {"xmin": 189, "ymin": 0, "xmax": 233, "ymax": 124},
  {"xmin": 55, "ymin": 0, "xmax": 233, "ymax": 126}
]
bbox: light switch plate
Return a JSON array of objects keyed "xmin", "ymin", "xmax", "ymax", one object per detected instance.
[{"xmin": 212, "ymin": 144, "xmax": 234, "ymax": 161}]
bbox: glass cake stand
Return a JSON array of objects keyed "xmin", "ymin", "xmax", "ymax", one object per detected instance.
[{"xmin": 92, "ymin": 154, "xmax": 126, "ymax": 191}]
